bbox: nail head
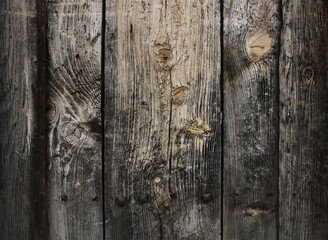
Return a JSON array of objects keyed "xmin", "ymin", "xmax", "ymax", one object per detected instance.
[
  {"xmin": 138, "ymin": 194, "xmax": 149, "ymax": 204},
  {"xmin": 202, "ymin": 193, "xmax": 212, "ymax": 203},
  {"xmin": 116, "ymin": 196, "xmax": 128, "ymax": 207}
]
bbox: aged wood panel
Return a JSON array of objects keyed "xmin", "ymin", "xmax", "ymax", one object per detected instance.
[
  {"xmin": 223, "ymin": 0, "xmax": 281, "ymax": 239},
  {"xmin": 104, "ymin": 0, "xmax": 221, "ymax": 239},
  {"xmin": 46, "ymin": 0, "xmax": 103, "ymax": 239},
  {"xmin": 279, "ymin": 1, "xmax": 328, "ymax": 239},
  {"xmin": 0, "ymin": 0, "xmax": 49, "ymax": 239}
]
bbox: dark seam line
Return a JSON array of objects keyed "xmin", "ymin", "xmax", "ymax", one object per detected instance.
[
  {"xmin": 220, "ymin": 0, "xmax": 224, "ymax": 239},
  {"xmin": 168, "ymin": 69, "xmax": 173, "ymax": 194},
  {"xmin": 277, "ymin": 1, "xmax": 283, "ymax": 239},
  {"xmin": 101, "ymin": 0, "xmax": 106, "ymax": 239},
  {"xmin": 36, "ymin": 0, "xmax": 49, "ymax": 238}
]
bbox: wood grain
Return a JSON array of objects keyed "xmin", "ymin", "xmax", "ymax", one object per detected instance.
[
  {"xmin": 46, "ymin": 0, "xmax": 103, "ymax": 239},
  {"xmin": 279, "ymin": 0, "xmax": 328, "ymax": 239},
  {"xmin": 0, "ymin": 0, "xmax": 49, "ymax": 239},
  {"xmin": 104, "ymin": 0, "xmax": 221, "ymax": 239},
  {"xmin": 223, "ymin": 0, "xmax": 281, "ymax": 239}
]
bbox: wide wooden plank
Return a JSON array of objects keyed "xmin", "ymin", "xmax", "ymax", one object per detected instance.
[
  {"xmin": 0, "ymin": 0, "xmax": 49, "ymax": 239},
  {"xmin": 279, "ymin": 1, "xmax": 328, "ymax": 239},
  {"xmin": 223, "ymin": 0, "xmax": 280, "ymax": 239},
  {"xmin": 104, "ymin": 0, "xmax": 221, "ymax": 239},
  {"xmin": 46, "ymin": 0, "xmax": 103, "ymax": 239}
]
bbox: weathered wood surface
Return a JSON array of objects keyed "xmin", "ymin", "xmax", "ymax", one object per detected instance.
[
  {"xmin": 1, "ymin": 0, "xmax": 328, "ymax": 239},
  {"xmin": 223, "ymin": 0, "xmax": 281, "ymax": 239},
  {"xmin": 0, "ymin": 0, "xmax": 49, "ymax": 239},
  {"xmin": 279, "ymin": 0, "xmax": 328, "ymax": 239},
  {"xmin": 46, "ymin": 0, "xmax": 103, "ymax": 239},
  {"xmin": 104, "ymin": 0, "xmax": 221, "ymax": 239}
]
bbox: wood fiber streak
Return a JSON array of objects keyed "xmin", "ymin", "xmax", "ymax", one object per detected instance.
[
  {"xmin": 47, "ymin": 0, "xmax": 103, "ymax": 239},
  {"xmin": 279, "ymin": 1, "xmax": 328, "ymax": 239},
  {"xmin": 104, "ymin": 0, "xmax": 221, "ymax": 239},
  {"xmin": 0, "ymin": 0, "xmax": 49, "ymax": 239},
  {"xmin": 223, "ymin": 0, "xmax": 280, "ymax": 239}
]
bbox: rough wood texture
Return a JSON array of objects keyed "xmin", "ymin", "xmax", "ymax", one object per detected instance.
[
  {"xmin": 279, "ymin": 1, "xmax": 328, "ymax": 239},
  {"xmin": 104, "ymin": 0, "xmax": 221, "ymax": 239},
  {"xmin": 46, "ymin": 0, "xmax": 103, "ymax": 239},
  {"xmin": 0, "ymin": 0, "xmax": 49, "ymax": 239},
  {"xmin": 223, "ymin": 0, "xmax": 280, "ymax": 239}
]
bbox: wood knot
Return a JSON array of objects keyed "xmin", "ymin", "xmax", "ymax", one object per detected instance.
[
  {"xmin": 63, "ymin": 122, "xmax": 84, "ymax": 144},
  {"xmin": 163, "ymin": 201, "xmax": 170, "ymax": 208},
  {"xmin": 302, "ymin": 66, "xmax": 314, "ymax": 84},
  {"xmin": 153, "ymin": 42, "xmax": 173, "ymax": 70},
  {"xmin": 158, "ymin": 48, "xmax": 172, "ymax": 63},
  {"xmin": 185, "ymin": 119, "xmax": 211, "ymax": 137},
  {"xmin": 172, "ymin": 86, "xmax": 189, "ymax": 105},
  {"xmin": 243, "ymin": 202, "xmax": 274, "ymax": 218},
  {"xmin": 246, "ymin": 32, "xmax": 272, "ymax": 61}
]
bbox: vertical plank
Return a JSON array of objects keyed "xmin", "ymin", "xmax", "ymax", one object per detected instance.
[
  {"xmin": 47, "ymin": 0, "xmax": 103, "ymax": 239},
  {"xmin": 279, "ymin": 1, "xmax": 328, "ymax": 239},
  {"xmin": 104, "ymin": 0, "xmax": 221, "ymax": 239},
  {"xmin": 0, "ymin": 0, "xmax": 49, "ymax": 239},
  {"xmin": 223, "ymin": 0, "xmax": 280, "ymax": 239}
]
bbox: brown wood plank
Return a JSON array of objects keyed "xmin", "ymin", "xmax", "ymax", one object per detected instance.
[
  {"xmin": 279, "ymin": 1, "xmax": 328, "ymax": 239},
  {"xmin": 0, "ymin": 0, "xmax": 49, "ymax": 239},
  {"xmin": 223, "ymin": 0, "xmax": 281, "ymax": 239},
  {"xmin": 46, "ymin": 0, "xmax": 103, "ymax": 239},
  {"xmin": 104, "ymin": 0, "xmax": 222, "ymax": 239}
]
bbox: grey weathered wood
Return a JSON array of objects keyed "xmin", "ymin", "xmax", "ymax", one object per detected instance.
[
  {"xmin": 279, "ymin": 1, "xmax": 328, "ymax": 239},
  {"xmin": 223, "ymin": 0, "xmax": 281, "ymax": 239},
  {"xmin": 0, "ymin": 0, "xmax": 49, "ymax": 239},
  {"xmin": 104, "ymin": 0, "xmax": 221, "ymax": 239},
  {"xmin": 46, "ymin": 0, "xmax": 103, "ymax": 239}
]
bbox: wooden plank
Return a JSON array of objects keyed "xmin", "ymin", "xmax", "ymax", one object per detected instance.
[
  {"xmin": 279, "ymin": 1, "xmax": 328, "ymax": 239},
  {"xmin": 223, "ymin": 0, "xmax": 280, "ymax": 239},
  {"xmin": 46, "ymin": 0, "xmax": 103, "ymax": 239},
  {"xmin": 0, "ymin": 0, "xmax": 49, "ymax": 239},
  {"xmin": 104, "ymin": 0, "xmax": 221, "ymax": 239}
]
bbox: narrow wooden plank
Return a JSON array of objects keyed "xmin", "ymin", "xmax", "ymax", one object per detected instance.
[
  {"xmin": 279, "ymin": 1, "xmax": 328, "ymax": 239},
  {"xmin": 223, "ymin": 0, "xmax": 280, "ymax": 239},
  {"xmin": 0, "ymin": 0, "xmax": 49, "ymax": 239},
  {"xmin": 104, "ymin": 0, "xmax": 221, "ymax": 239},
  {"xmin": 46, "ymin": 0, "xmax": 103, "ymax": 239}
]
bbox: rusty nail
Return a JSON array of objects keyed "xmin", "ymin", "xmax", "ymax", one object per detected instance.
[
  {"xmin": 138, "ymin": 194, "xmax": 149, "ymax": 204},
  {"xmin": 202, "ymin": 193, "xmax": 212, "ymax": 203},
  {"xmin": 116, "ymin": 196, "xmax": 128, "ymax": 207}
]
